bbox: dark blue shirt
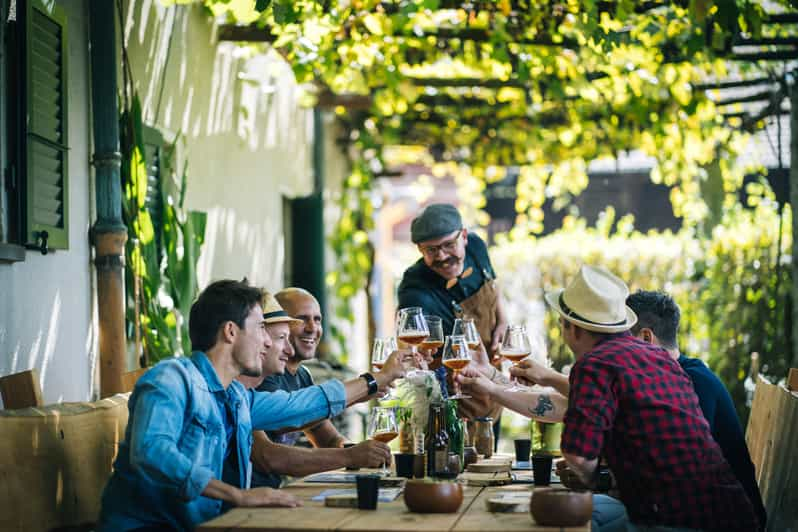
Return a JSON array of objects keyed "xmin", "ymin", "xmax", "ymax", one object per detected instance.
[
  {"xmin": 251, "ymin": 366, "xmax": 315, "ymax": 488},
  {"xmin": 397, "ymin": 232, "xmax": 495, "ymax": 336},
  {"xmin": 679, "ymin": 355, "xmax": 767, "ymax": 529}
]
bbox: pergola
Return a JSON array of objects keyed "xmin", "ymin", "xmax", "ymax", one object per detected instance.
[{"xmin": 208, "ymin": 0, "xmax": 798, "ymax": 370}]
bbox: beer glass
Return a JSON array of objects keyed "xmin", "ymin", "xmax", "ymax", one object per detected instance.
[{"xmin": 442, "ymin": 334, "xmax": 471, "ymax": 399}]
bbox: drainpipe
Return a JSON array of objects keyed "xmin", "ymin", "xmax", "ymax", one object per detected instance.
[{"xmin": 89, "ymin": 1, "xmax": 127, "ymax": 397}]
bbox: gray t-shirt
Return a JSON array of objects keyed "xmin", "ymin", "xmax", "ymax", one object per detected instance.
[{"xmin": 250, "ymin": 366, "xmax": 315, "ymax": 488}]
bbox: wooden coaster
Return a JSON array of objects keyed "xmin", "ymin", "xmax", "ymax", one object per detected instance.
[
  {"xmin": 324, "ymin": 494, "xmax": 358, "ymax": 508},
  {"xmin": 379, "ymin": 476, "xmax": 406, "ymax": 487},
  {"xmin": 486, "ymin": 492, "xmax": 531, "ymax": 513},
  {"xmin": 467, "ymin": 462, "xmax": 511, "ymax": 474},
  {"xmin": 461, "ymin": 471, "xmax": 513, "ymax": 486}
]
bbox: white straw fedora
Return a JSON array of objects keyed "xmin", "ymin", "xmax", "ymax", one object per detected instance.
[
  {"xmin": 262, "ymin": 291, "xmax": 303, "ymax": 325},
  {"xmin": 544, "ymin": 265, "xmax": 637, "ymax": 333}
]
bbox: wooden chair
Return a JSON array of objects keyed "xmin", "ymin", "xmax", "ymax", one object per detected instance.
[
  {"xmin": 0, "ymin": 368, "xmax": 44, "ymax": 409},
  {"xmin": 745, "ymin": 372, "xmax": 798, "ymax": 531}
]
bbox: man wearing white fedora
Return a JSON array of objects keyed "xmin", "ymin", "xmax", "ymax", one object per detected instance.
[{"xmin": 547, "ymin": 265, "xmax": 758, "ymax": 532}]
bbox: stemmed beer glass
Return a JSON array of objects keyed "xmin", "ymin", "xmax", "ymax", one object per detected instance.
[
  {"xmin": 500, "ymin": 324, "xmax": 532, "ymax": 392},
  {"xmin": 397, "ymin": 307, "xmax": 429, "ymax": 374},
  {"xmin": 442, "ymin": 334, "xmax": 471, "ymax": 399},
  {"xmin": 368, "ymin": 407, "xmax": 398, "ymax": 476}
]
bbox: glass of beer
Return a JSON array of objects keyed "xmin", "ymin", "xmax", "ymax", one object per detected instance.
[
  {"xmin": 397, "ymin": 307, "xmax": 429, "ymax": 365},
  {"xmin": 442, "ymin": 334, "xmax": 471, "ymax": 399},
  {"xmin": 372, "ymin": 336, "xmax": 399, "ymax": 404},
  {"xmin": 500, "ymin": 324, "xmax": 532, "ymax": 392},
  {"xmin": 368, "ymin": 407, "xmax": 398, "ymax": 476},
  {"xmin": 452, "ymin": 318, "xmax": 481, "ymax": 351},
  {"xmin": 419, "ymin": 315, "xmax": 444, "ymax": 363}
]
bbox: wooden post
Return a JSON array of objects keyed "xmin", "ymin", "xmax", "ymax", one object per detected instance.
[
  {"xmin": 792, "ymin": 88, "xmax": 798, "ymax": 370},
  {"xmin": 90, "ymin": 1, "xmax": 128, "ymax": 397}
]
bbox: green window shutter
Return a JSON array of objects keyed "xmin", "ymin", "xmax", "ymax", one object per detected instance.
[{"xmin": 25, "ymin": 0, "xmax": 69, "ymax": 250}]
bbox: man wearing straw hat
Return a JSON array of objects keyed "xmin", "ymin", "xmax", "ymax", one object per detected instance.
[
  {"xmin": 239, "ymin": 291, "xmax": 392, "ymax": 489},
  {"xmin": 546, "ymin": 265, "xmax": 758, "ymax": 532}
]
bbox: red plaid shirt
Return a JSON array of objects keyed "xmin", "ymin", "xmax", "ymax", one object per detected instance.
[{"xmin": 561, "ymin": 333, "xmax": 758, "ymax": 531}]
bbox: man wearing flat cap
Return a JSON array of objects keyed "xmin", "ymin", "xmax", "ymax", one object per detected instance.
[
  {"xmin": 398, "ymin": 203, "xmax": 507, "ymax": 355},
  {"xmin": 398, "ymin": 203, "xmax": 508, "ymax": 421}
]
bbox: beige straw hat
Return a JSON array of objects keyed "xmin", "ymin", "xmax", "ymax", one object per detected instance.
[
  {"xmin": 544, "ymin": 265, "xmax": 637, "ymax": 333},
  {"xmin": 261, "ymin": 291, "xmax": 303, "ymax": 325}
]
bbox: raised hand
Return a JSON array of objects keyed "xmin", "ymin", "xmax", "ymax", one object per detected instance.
[{"xmin": 344, "ymin": 439, "xmax": 392, "ymax": 469}]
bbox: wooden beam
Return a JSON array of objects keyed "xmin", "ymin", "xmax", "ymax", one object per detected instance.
[
  {"xmin": 693, "ymin": 77, "xmax": 775, "ymax": 91},
  {"xmin": 714, "ymin": 89, "xmax": 780, "ymax": 107},
  {"xmin": 765, "ymin": 12, "xmax": 798, "ymax": 24},
  {"xmin": 732, "ymin": 50, "xmax": 798, "ymax": 61},
  {"xmin": 218, "ymin": 24, "xmax": 276, "ymax": 42}
]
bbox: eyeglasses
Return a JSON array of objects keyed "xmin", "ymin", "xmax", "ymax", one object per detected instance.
[{"xmin": 419, "ymin": 231, "xmax": 462, "ymax": 257}]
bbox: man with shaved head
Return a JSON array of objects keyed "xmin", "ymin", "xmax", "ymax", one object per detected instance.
[{"xmin": 249, "ymin": 288, "xmax": 379, "ymax": 488}]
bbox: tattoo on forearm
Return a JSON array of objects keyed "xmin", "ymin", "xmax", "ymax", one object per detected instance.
[{"xmin": 529, "ymin": 395, "xmax": 554, "ymax": 417}]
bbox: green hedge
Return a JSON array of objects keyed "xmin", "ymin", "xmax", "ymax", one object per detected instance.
[{"xmin": 490, "ymin": 198, "xmax": 791, "ymax": 425}]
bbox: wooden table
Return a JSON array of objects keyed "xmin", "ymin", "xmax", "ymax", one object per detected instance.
[{"xmin": 198, "ymin": 476, "xmax": 589, "ymax": 532}]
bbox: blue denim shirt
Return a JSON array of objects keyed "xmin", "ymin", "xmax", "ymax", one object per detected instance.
[{"xmin": 98, "ymin": 352, "xmax": 346, "ymax": 531}]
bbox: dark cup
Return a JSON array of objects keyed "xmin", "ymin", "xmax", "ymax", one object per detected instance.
[
  {"xmin": 514, "ymin": 438, "xmax": 532, "ymax": 463},
  {"xmin": 356, "ymin": 474, "xmax": 380, "ymax": 510},
  {"xmin": 394, "ymin": 453, "xmax": 415, "ymax": 478},
  {"xmin": 532, "ymin": 454, "xmax": 553, "ymax": 486}
]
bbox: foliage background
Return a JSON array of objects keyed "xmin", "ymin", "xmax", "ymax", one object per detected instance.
[{"xmin": 491, "ymin": 191, "xmax": 792, "ymax": 425}]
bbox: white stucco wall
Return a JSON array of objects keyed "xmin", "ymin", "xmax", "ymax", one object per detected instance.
[
  {"xmin": 122, "ymin": 1, "xmax": 323, "ymax": 293},
  {"xmin": 0, "ymin": 0, "xmax": 96, "ymax": 405}
]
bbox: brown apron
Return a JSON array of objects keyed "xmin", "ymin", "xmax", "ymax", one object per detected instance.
[
  {"xmin": 449, "ymin": 271, "xmax": 503, "ymax": 422},
  {"xmin": 453, "ymin": 270, "xmax": 499, "ymax": 351}
]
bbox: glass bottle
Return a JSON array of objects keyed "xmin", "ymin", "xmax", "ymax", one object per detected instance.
[
  {"xmin": 473, "ymin": 416, "xmax": 494, "ymax": 458},
  {"xmin": 444, "ymin": 399, "xmax": 465, "ymax": 469},
  {"xmin": 426, "ymin": 403, "xmax": 449, "ymax": 478}
]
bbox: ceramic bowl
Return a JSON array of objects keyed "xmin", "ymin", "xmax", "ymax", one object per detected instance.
[
  {"xmin": 529, "ymin": 487, "xmax": 592, "ymax": 527},
  {"xmin": 403, "ymin": 479, "xmax": 464, "ymax": 513}
]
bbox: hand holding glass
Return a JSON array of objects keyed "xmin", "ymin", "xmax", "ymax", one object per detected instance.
[
  {"xmin": 442, "ymin": 335, "xmax": 471, "ymax": 399},
  {"xmin": 367, "ymin": 407, "xmax": 398, "ymax": 475},
  {"xmin": 501, "ymin": 324, "xmax": 532, "ymax": 392},
  {"xmin": 397, "ymin": 308, "xmax": 429, "ymax": 371}
]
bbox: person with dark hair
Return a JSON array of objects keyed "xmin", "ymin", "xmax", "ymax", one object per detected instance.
[
  {"xmin": 99, "ymin": 279, "xmax": 407, "ymax": 531},
  {"xmin": 627, "ymin": 289, "xmax": 766, "ymax": 530},
  {"xmin": 465, "ymin": 266, "xmax": 759, "ymax": 531}
]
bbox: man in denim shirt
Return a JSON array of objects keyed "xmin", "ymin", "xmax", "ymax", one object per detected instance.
[{"xmin": 99, "ymin": 280, "xmax": 407, "ymax": 531}]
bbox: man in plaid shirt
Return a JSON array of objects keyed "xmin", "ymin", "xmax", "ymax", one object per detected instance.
[{"xmin": 546, "ymin": 266, "xmax": 758, "ymax": 532}]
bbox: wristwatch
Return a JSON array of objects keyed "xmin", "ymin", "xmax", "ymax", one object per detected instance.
[{"xmin": 360, "ymin": 372, "xmax": 378, "ymax": 396}]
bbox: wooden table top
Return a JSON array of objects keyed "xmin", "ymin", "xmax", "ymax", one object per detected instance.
[{"xmin": 198, "ymin": 473, "xmax": 589, "ymax": 532}]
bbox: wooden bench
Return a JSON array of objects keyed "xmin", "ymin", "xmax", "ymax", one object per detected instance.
[
  {"xmin": 0, "ymin": 394, "xmax": 130, "ymax": 531},
  {"xmin": 745, "ymin": 373, "xmax": 798, "ymax": 531}
]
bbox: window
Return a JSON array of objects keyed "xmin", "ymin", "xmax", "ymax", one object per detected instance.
[{"xmin": 1, "ymin": 0, "xmax": 68, "ymax": 260}]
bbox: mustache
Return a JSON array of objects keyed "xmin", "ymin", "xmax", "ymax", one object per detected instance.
[{"xmin": 433, "ymin": 257, "xmax": 459, "ymax": 269}]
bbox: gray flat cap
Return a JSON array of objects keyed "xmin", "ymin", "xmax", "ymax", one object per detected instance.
[{"xmin": 410, "ymin": 203, "xmax": 463, "ymax": 243}]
